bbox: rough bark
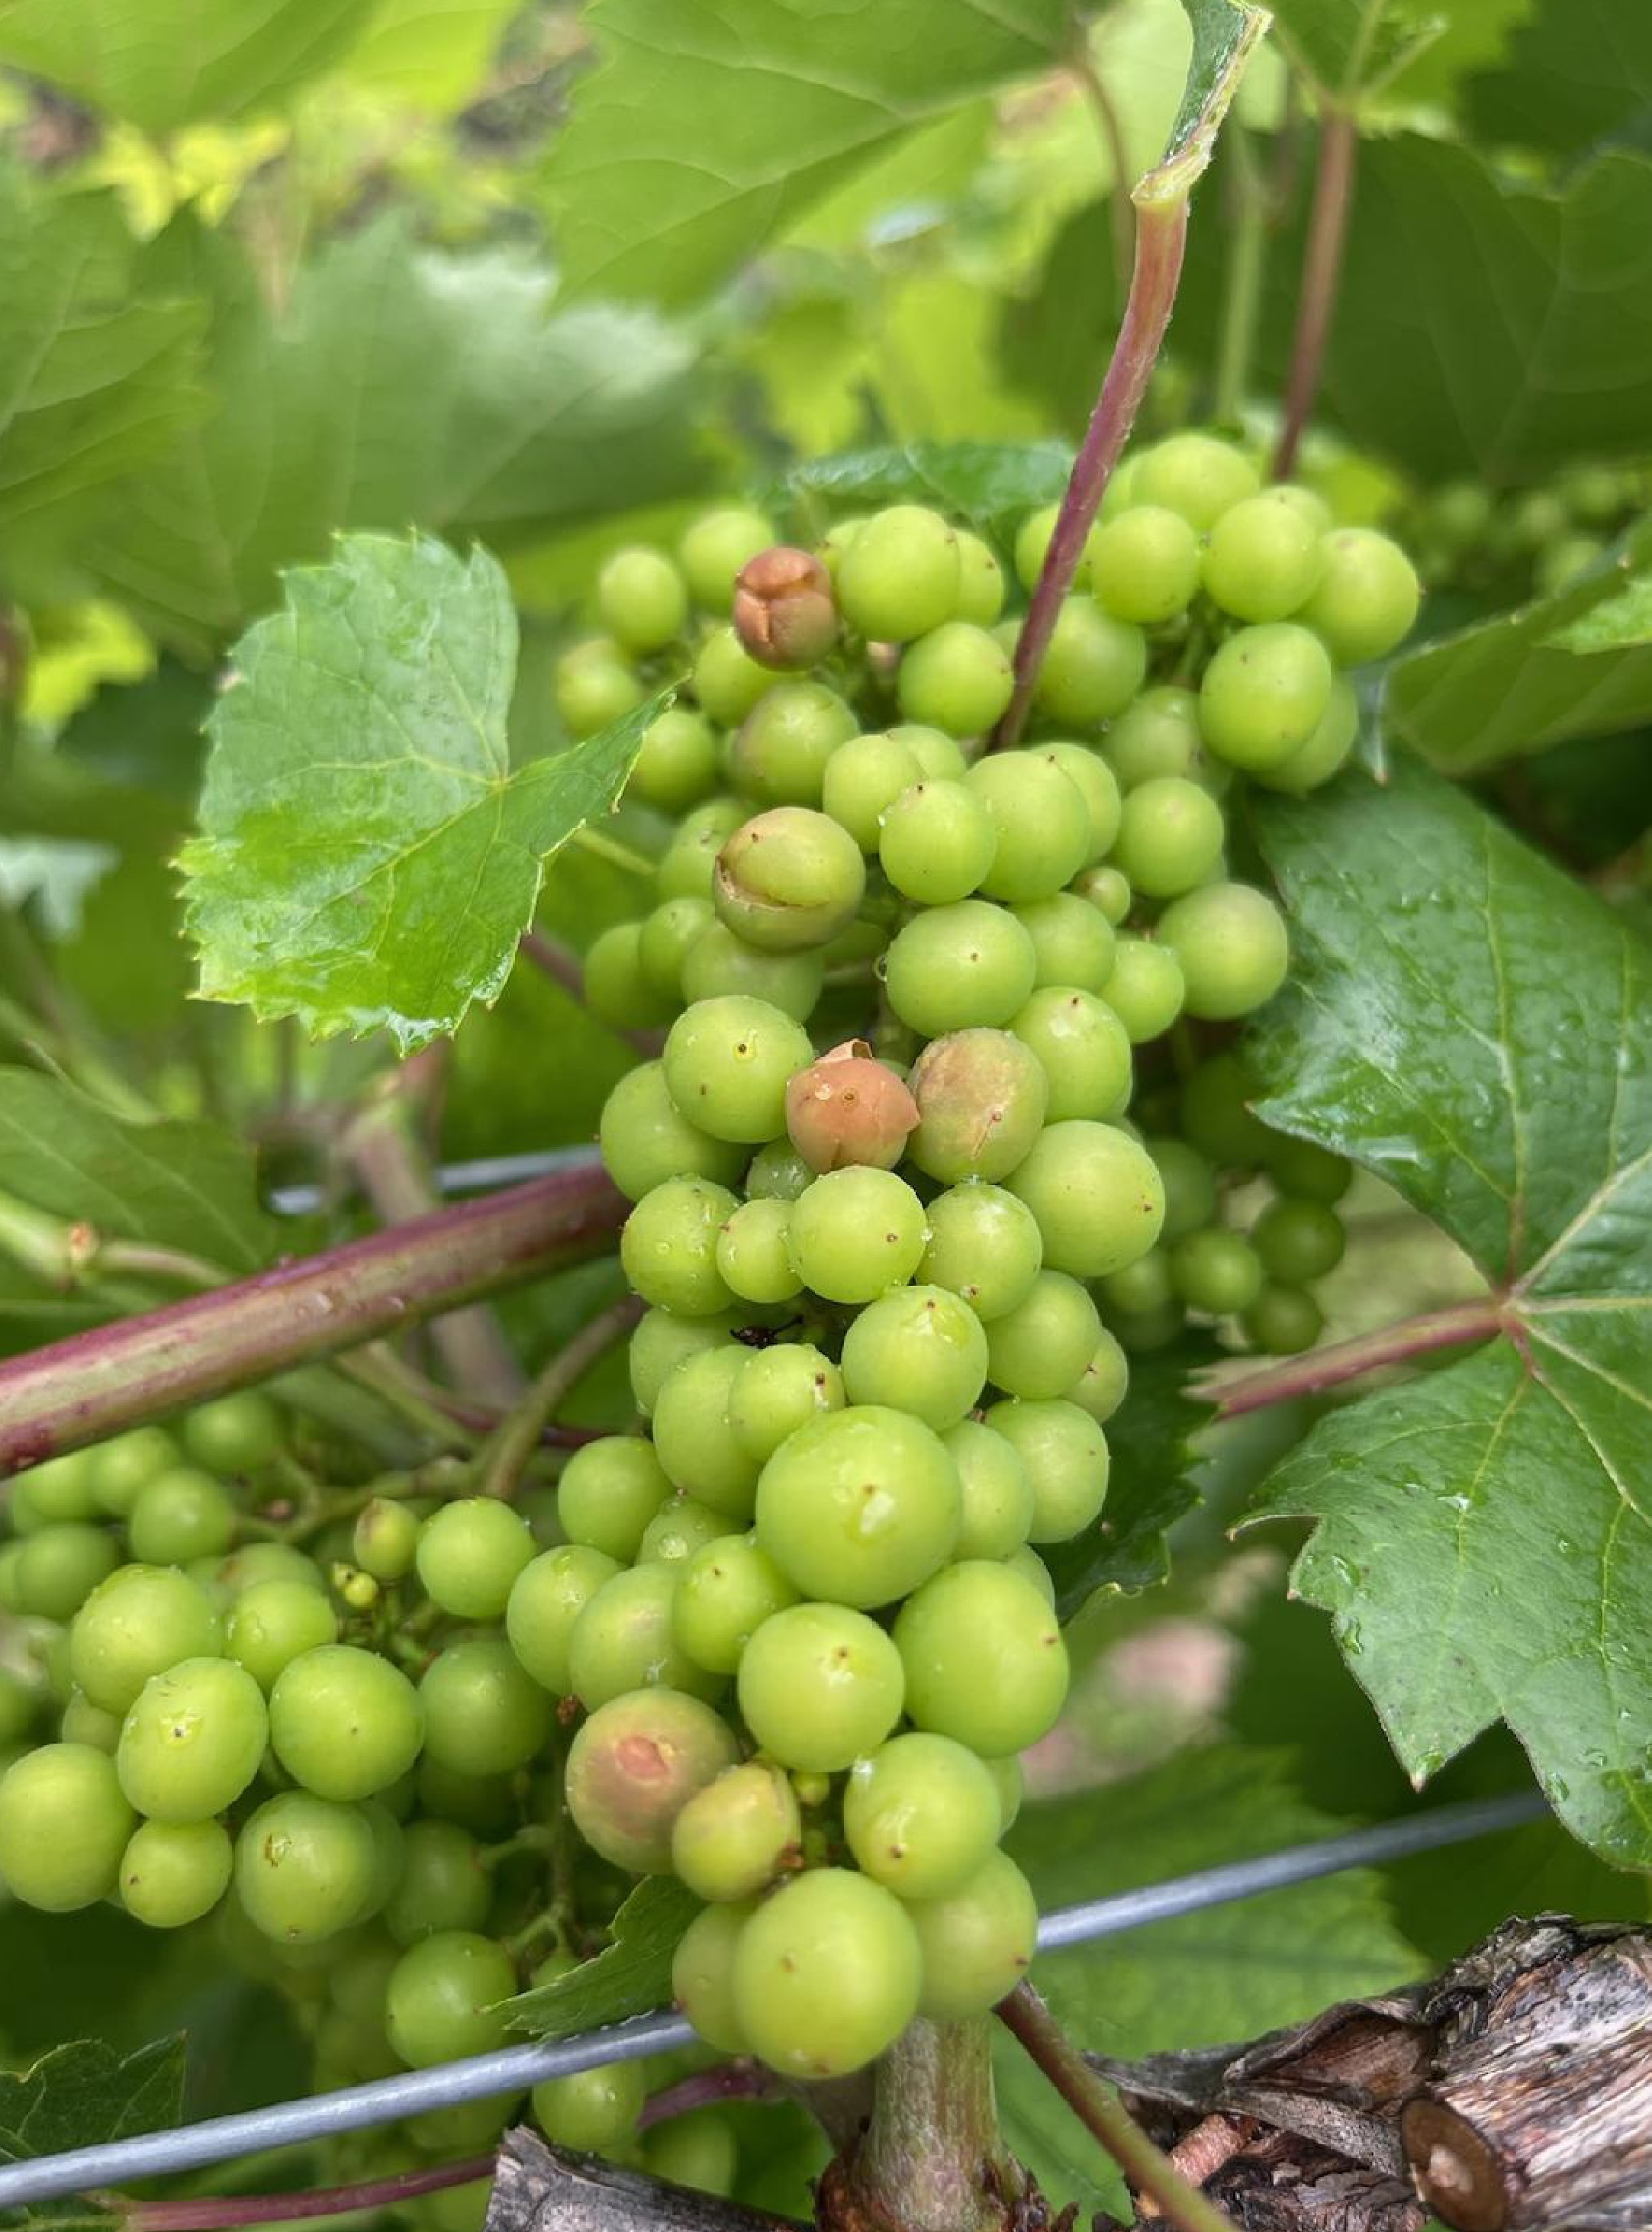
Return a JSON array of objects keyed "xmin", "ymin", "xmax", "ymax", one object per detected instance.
[{"xmin": 485, "ymin": 2128, "xmax": 802, "ymax": 2232}]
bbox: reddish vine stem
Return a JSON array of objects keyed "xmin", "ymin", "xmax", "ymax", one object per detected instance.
[
  {"xmin": 639, "ymin": 2061, "xmax": 781, "ymax": 2131},
  {"xmin": 0, "ymin": 1158, "xmax": 625, "ymax": 1474},
  {"xmin": 124, "ymin": 2150, "xmax": 496, "ymax": 2230},
  {"xmin": 994, "ymin": 193, "xmax": 1189, "ymax": 750},
  {"xmin": 520, "ymin": 929, "xmax": 663, "ymax": 1058},
  {"xmin": 997, "ymin": 1986, "xmax": 1238, "ymax": 2232},
  {"xmin": 1271, "ymin": 106, "xmax": 1357, "ymax": 479},
  {"xmin": 476, "ymin": 1291, "xmax": 642, "ymax": 1499},
  {"xmin": 1212, "ymin": 1297, "xmax": 1502, "ymax": 1419}
]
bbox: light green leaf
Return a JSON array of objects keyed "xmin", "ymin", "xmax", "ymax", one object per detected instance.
[
  {"xmin": 0, "ymin": 0, "xmax": 375, "ymax": 133},
  {"xmin": 1247, "ymin": 758, "xmax": 1652, "ymax": 1865},
  {"xmin": 1001, "ymin": 1747, "xmax": 1422, "ymax": 2210},
  {"xmin": 506, "ymin": 1878, "xmax": 698, "ymax": 2039},
  {"xmin": 0, "ymin": 2037, "xmax": 185, "ymax": 2231},
  {"xmin": 777, "ymin": 440, "xmax": 1075, "ymax": 533},
  {"xmin": 539, "ymin": 0, "xmax": 1070, "ymax": 308},
  {"xmin": 331, "ymin": 0, "xmax": 518, "ymax": 106},
  {"xmin": 183, "ymin": 533, "xmax": 659, "ymax": 1052}
]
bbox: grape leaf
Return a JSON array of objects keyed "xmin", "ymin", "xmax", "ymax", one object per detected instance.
[
  {"xmin": 1264, "ymin": 0, "xmax": 1442, "ymax": 98},
  {"xmin": 505, "ymin": 1878, "xmax": 698, "ymax": 2040},
  {"xmin": 182, "ymin": 533, "xmax": 659, "ymax": 1052},
  {"xmin": 776, "ymin": 440, "xmax": 1075, "ymax": 534},
  {"xmin": 84, "ymin": 217, "xmax": 704, "ymax": 657},
  {"xmin": 1000, "ymin": 1747, "xmax": 1422, "ymax": 2210},
  {"xmin": 1467, "ymin": 0, "xmax": 1652, "ymax": 156},
  {"xmin": 1386, "ymin": 520, "xmax": 1652, "ymax": 771},
  {"xmin": 539, "ymin": 0, "xmax": 1069, "ymax": 308},
  {"xmin": 1245, "ymin": 758, "xmax": 1652, "ymax": 1866},
  {"xmin": 333, "ymin": 0, "xmax": 518, "ymax": 107},
  {"xmin": 0, "ymin": 2036, "xmax": 185, "ymax": 2230},
  {"xmin": 0, "ymin": 0, "xmax": 374, "ymax": 133}
]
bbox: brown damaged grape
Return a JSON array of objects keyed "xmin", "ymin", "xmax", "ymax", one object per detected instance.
[
  {"xmin": 785, "ymin": 1038, "xmax": 920, "ymax": 1172},
  {"xmin": 906, "ymin": 1028, "xmax": 1048, "ymax": 1184},
  {"xmin": 565, "ymin": 1689, "xmax": 741, "ymax": 1873},
  {"xmin": 733, "ymin": 546, "xmax": 839, "ymax": 670}
]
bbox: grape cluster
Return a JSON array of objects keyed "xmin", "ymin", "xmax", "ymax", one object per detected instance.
[{"xmin": 1411, "ymin": 460, "xmax": 1647, "ymax": 604}]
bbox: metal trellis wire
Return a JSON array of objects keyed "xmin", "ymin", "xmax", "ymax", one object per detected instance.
[{"xmin": 0, "ymin": 1789, "xmax": 1547, "ymax": 2208}]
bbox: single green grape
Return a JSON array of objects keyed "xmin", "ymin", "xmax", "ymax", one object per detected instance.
[
  {"xmin": 680, "ymin": 508, "xmax": 777, "ymax": 613},
  {"xmin": 1014, "ymin": 504, "xmax": 1101, "ymax": 592},
  {"xmin": 727, "ymin": 1342, "xmax": 845, "ymax": 1463},
  {"xmin": 533, "ymin": 2060, "xmax": 647, "ymax": 2153},
  {"xmin": 419, "ymin": 1637, "xmax": 555, "ymax": 1775},
  {"xmin": 692, "ymin": 627, "xmax": 774, "ymax": 725},
  {"xmin": 565, "ymin": 1686, "xmax": 740, "ymax": 1873},
  {"xmin": 117, "ymin": 1656, "xmax": 268, "ymax": 1822},
  {"xmin": 918, "ymin": 1182, "xmax": 1042, "ymax": 1322},
  {"xmin": 129, "ymin": 1469, "xmax": 237, "ymax": 1565},
  {"xmin": 638, "ymin": 894, "xmax": 713, "ymax": 1001},
  {"xmin": 11, "ymin": 1523, "xmax": 119, "ymax": 1621},
  {"xmin": 1090, "ymin": 504, "xmax": 1201, "ymax": 624},
  {"xmin": 983, "ymin": 1397, "xmax": 1109, "ymax": 1544},
  {"xmin": 384, "ymin": 1818, "xmax": 490, "ymax": 1945},
  {"xmin": 897, "ymin": 723, "xmax": 970, "ymax": 779},
  {"xmin": 965, "ymin": 752, "xmax": 1092, "ymax": 903},
  {"xmin": 1104, "ymin": 685, "xmax": 1208, "ymax": 789},
  {"xmin": 353, "ymin": 1496, "xmax": 420, "ymax": 1584},
  {"xmin": 386, "ymin": 1931, "xmax": 517, "ymax": 2067},
  {"xmin": 894, "ymin": 1560, "xmax": 1070, "ymax": 1757},
  {"xmin": 506, "ymin": 1544, "xmax": 620, "ymax": 1694},
  {"xmin": 681, "ymin": 920, "xmax": 825, "ymax": 1023},
  {"xmin": 120, "ymin": 1817, "xmax": 233, "ymax": 1929},
  {"xmin": 1011, "ymin": 892, "xmax": 1116, "ymax": 993},
  {"xmin": 559, "ymin": 1436, "xmax": 674, "ymax": 1560},
  {"xmin": 736, "ymin": 1602, "xmax": 906, "ymax": 1771},
  {"xmin": 566, "ymin": 1563, "xmax": 720, "ymax": 1709},
  {"xmin": 1169, "ymin": 1229, "xmax": 1264, "ymax": 1316},
  {"xmin": 1073, "ymin": 862, "xmax": 1132, "ymax": 924},
  {"xmin": 1253, "ymin": 1197, "xmax": 1347, "ymax": 1281},
  {"xmin": 1032, "ymin": 600, "xmax": 1147, "ymax": 728},
  {"xmin": 883, "ymin": 901, "xmax": 1039, "ymax": 1039},
  {"xmin": 1102, "ymin": 939, "xmax": 1186, "ymax": 1042},
  {"xmin": 663, "ymin": 995, "xmax": 813, "ymax": 1147},
  {"xmin": 731, "ymin": 1868, "xmax": 922, "ymax": 2079},
  {"xmin": 672, "ymin": 1900, "xmax": 752, "ymax": 2054},
  {"xmin": 955, "ymin": 531, "xmax": 1006, "ymax": 624},
  {"xmin": 839, "ymin": 1285, "xmax": 990, "ymax": 1431},
  {"xmin": 659, "ymin": 797, "xmax": 746, "ymax": 903},
  {"xmin": 415, "ymin": 1499, "xmax": 536, "ymax": 1621},
  {"xmin": 652, "ymin": 1346, "xmax": 761, "ymax": 1517},
  {"xmin": 583, "ymin": 923, "xmax": 676, "ymax": 1032},
  {"xmin": 214, "ymin": 1541, "xmax": 325, "ymax": 1599},
  {"xmin": 18, "ymin": 1450, "xmax": 98, "ymax": 1523},
  {"xmin": 642, "ymin": 2109, "xmax": 739, "ymax": 2198},
  {"xmin": 1097, "ymin": 1246, "xmax": 1174, "ymax": 1318},
  {"xmin": 985, "ymin": 1271, "xmax": 1103, "ymax": 1402},
  {"xmin": 269, "ymin": 1645, "xmax": 423, "ymax": 1802},
  {"xmin": 821, "ymin": 730, "xmax": 926, "ymax": 852},
  {"xmin": 1066, "ymin": 1329, "xmax": 1130, "ymax": 1425},
  {"xmin": 89, "ymin": 1427, "xmax": 180, "ymax": 1518},
  {"xmin": 843, "ymin": 1731, "xmax": 1003, "ymax": 1899},
  {"xmin": 672, "ymin": 1533, "xmax": 798, "ymax": 1674},
  {"xmin": 1202, "ymin": 491, "xmax": 1323, "ymax": 622},
  {"xmin": 836, "ymin": 506, "xmax": 960, "ymax": 642},
  {"xmin": 1260, "ymin": 673, "xmax": 1359, "ymax": 794},
  {"xmin": 628, "ymin": 706, "xmax": 720, "ymax": 815},
  {"xmin": 183, "ymin": 1393, "xmax": 282, "ymax": 1475},
  {"xmin": 943, "ymin": 1419, "xmax": 1035, "ymax": 1560},
  {"xmin": 787, "ymin": 1167, "xmax": 928, "ymax": 1303},
  {"xmin": 1011, "ymin": 987, "xmax": 1132, "ymax": 1122},
  {"xmin": 599, "ymin": 545, "xmax": 689, "ymax": 653},
  {"xmin": 755, "ymin": 1406, "xmax": 960, "ymax": 1609},
  {"xmin": 1132, "ymin": 433, "xmax": 1259, "ymax": 528},
  {"xmin": 1241, "ymin": 1283, "xmax": 1325, "ymax": 1355},
  {"xmin": 1180, "ymin": 1052, "xmax": 1273, "ymax": 1168},
  {"xmin": 621, "ymin": 1177, "xmax": 742, "ymax": 1316},
  {"xmin": 1200, "ymin": 623, "xmax": 1334, "ymax": 772},
  {"xmin": 1111, "ymin": 776, "xmax": 1226, "ymax": 900},
  {"xmin": 896, "ymin": 623, "xmax": 1015, "ymax": 736},
  {"xmin": 1149, "ymin": 1136, "xmax": 1221, "ymax": 1242},
  {"xmin": 599, "ymin": 1061, "xmax": 746, "ymax": 1203},
  {"xmin": 1035, "ymin": 742, "xmax": 1122, "ymax": 865},
  {"xmin": 629, "ymin": 1309, "xmax": 742, "ymax": 1419},
  {"xmin": 1008, "ymin": 1119, "xmax": 1166, "ymax": 1278},
  {"xmin": 0, "ymin": 1742, "xmax": 135, "ymax": 1912},
  {"xmin": 639, "ymin": 1496, "xmax": 729, "ymax": 1567},
  {"xmin": 227, "ymin": 1580, "xmax": 338, "ymax": 1693},
  {"xmin": 1158, "ymin": 881, "xmax": 1290, "ymax": 1020},
  {"xmin": 878, "ymin": 779, "xmax": 998, "ymax": 905},
  {"xmin": 671, "ymin": 1758, "xmax": 802, "ymax": 1902},
  {"xmin": 907, "ymin": 1848, "xmax": 1039, "ymax": 2019},
  {"xmin": 555, "ymin": 639, "xmax": 644, "ymax": 739},
  {"xmin": 907, "ymin": 1027, "xmax": 1048, "ymax": 1184},
  {"xmin": 715, "ymin": 1197, "xmax": 803, "ymax": 1305},
  {"xmin": 729, "ymin": 682, "xmax": 858, "ymax": 807},
  {"xmin": 1298, "ymin": 528, "xmax": 1419, "ymax": 664},
  {"xmin": 1265, "ymin": 1132, "xmax": 1354, "ymax": 1203}
]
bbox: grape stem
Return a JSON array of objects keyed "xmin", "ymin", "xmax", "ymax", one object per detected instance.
[
  {"xmin": 1212, "ymin": 1297, "xmax": 1502, "ymax": 1418},
  {"xmin": 475, "ymin": 1290, "xmax": 642, "ymax": 1499},
  {"xmin": 1271, "ymin": 105, "xmax": 1357, "ymax": 479},
  {"xmin": 120, "ymin": 2150, "xmax": 496, "ymax": 2230},
  {"xmin": 996, "ymin": 1985, "xmax": 1238, "ymax": 2232},
  {"xmin": 0, "ymin": 1158, "xmax": 625, "ymax": 1474},
  {"xmin": 639, "ymin": 2060, "xmax": 781, "ymax": 2131}
]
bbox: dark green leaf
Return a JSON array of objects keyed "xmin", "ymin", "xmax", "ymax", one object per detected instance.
[
  {"xmin": 539, "ymin": 0, "xmax": 1070, "ymax": 308},
  {"xmin": 506, "ymin": 1878, "xmax": 698, "ymax": 2040},
  {"xmin": 777, "ymin": 440, "xmax": 1075, "ymax": 533},
  {"xmin": 1042, "ymin": 1338, "xmax": 1212, "ymax": 1618},
  {"xmin": 998, "ymin": 202, "xmax": 1119, "ymax": 439},
  {"xmin": 1467, "ymin": 0, "xmax": 1652, "ymax": 156},
  {"xmin": 56, "ymin": 663, "xmax": 214, "ymax": 804},
  {"xmin": 183, "ymin": 533, "xmax": 661, "ymax": 1053},
  {"xmin": 1247, "ymin": 758, "xmax": 1652, "ymax": 1864},
  {"xmin": 0, "ymin": 2036, "xmax": 185, "ymax": 2230}
]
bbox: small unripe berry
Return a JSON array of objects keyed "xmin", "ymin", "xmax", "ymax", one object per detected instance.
[
  {"xmin": 733, "ymin": 546, "xmax": 839, "ymax": 671},
  {"xmin": 713, "ymin": 807, "xmax": 866, "ymax": 952},
  {"xmin": 907, "ymin": 1028, "xmax": 1048, "ymax": 1184},
  {"xmin": 785, "ymin": 1039, "xmax": 919, "ymax": 1173}
]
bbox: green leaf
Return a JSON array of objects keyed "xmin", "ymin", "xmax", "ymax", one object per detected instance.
[
  {"xmin": 1042, "ymin": 1339, "xmax": 1212, "ymax": 1619},
  {"xmin": 0, "ymin": 2036, "xmax": 185, "ymax": 2229},
  {"xmin": 1264, "ymin": 0, "xmax": 1442, "ymax": 98},
  {"xmin": 1000, "ymin": 1747, "xmax": 1422, "ymax": 2209},
  {"xmin": 1246, "ymin": 758, "xmax": 1652, "ymax": 1865},
  {"xmin": 1467, "ymin": 0, "xmax": 1652, "ymax": 156},
  {"xmin": 506, "ymin": 1878, "xmax": 698, "ymax": 2040},
  {"xmin": 0, "ymin": 0, "xmax": 375, "ymax": 132},
  {"xmin": 331, "ymin": 0, "xmax": 518, "ymax": 107},
  {"xmin": 539, "ymin": 0, "xmax": 1069, "ymax": 308},
  {"xmin": 85, "ymin": 217, "xmax": 704, "ymax": 655},
  {"xmin": 777, "ymin": 440, "xmax": 1074, "ymax": 533},
  {"xmin": 1386, "ymin": 523, "xmax": 1652, "ymax": 771},
  {"xmin": 182, "ymin": 533, "xmax": 659, "ymax": 1052}
]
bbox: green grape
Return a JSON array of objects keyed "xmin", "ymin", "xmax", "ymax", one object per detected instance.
[
  {"xmin": 639, "ymin": 1496, "xmax": 729, "ymax": 1567},
  {"xmin": 894, "ymin": 1560, "xmax": 1070, "ymax": 1756},
  {"xmin": 820, "ymin": 730, "xmax": 926, "ymax": 851},
  {"xmin": 566, "ymin": 1686, "xmax": 740, "ymax": 1872},
  {"xmin": 1105, "ymin": 684, "xmax": 1207, "ymax": 789},
  {"xmin": 1066, "ymin": 1329, "xmax": 1130, "ymax": 1425},
  {"xmin": 681, "ymin": 920, "xmax": 824, "ymax": 1022},
  {"xmin": 728, "ymin": 1345, "xmax": 845, "ymax": 1463},
  {"xmin": 638, "ymin": 894, "xmax": 713, "ymax": 1001},
  {"xmin": 785, "ymin": 1047, "xmax": 919, "ymax": 1174},
  {"xmin": 1264, "ymin": 1133, "xmax": 1353, "ymax": 1203},
  {"xmin": 671, "ymin": 1758, "xmax": 802, "ymax": 1900},
  {"xmin": 1090, "ymin": 504, "xmax": 1201, "ymax": 624},
  {"xmin": 1261, "ymin": 673, "xmax": 1359, "ymax": 794},
  {"xmin": 0, "ymin": 1742, "xmax": 134, "ymax": 1911},
  {"xmin": 1008, "ymin": 1119, "xmax": 1165, "ymax": 1277},
  {"xmin": 556, "ymin": 639, "xmax": 644, "ymax": 739},
  {"xmin": 1200, "ymin": 623, "xmax": 1334, "ymax": 771},
  {"xmin": 567, "ymin": 1563, "xmax": 720, "ymax": 1709},
  {"xmin": 1149, "ymin": 1137, "xmax": 1220, "ymax": 1242},
  {"xmin": 269, "ymin": 1645, "xmax": 423, "ymax": 1802},
  {"xmin": 737, "ymin": 1602, "xmax": 905, "ymax": 1770},
  {"xmin": 70, "ymin": 1565, "xmax": 223, "ymax": 1717},
  {"xmin": 1158, "ymin": 881, "xmax": 1290, "ymax": 1019},
  {"xmin": 629, "ymin": 707, "xmax": 720, "ymax": 814},
  {"xmin": 1253, "ymin": 1197, "xmax": 1346, "ymax": 1282},
  {"xmin": 1098, "ymin": 1247, "xmax": 1174, "ymax": 1317},
  {"xmin": 692, "ymin": 626, "xmax": 774, "ymax": 726},
  {"xmin": 1180, "ymin": 1053, "xmax": 1272, "ymax": 1168},
  {"xmin": 836, "ymin": 505, "xmax": 960, "ymax": 642},
  {"xmin": 985, "ymin": 1271, "xmax": 1103, "ymax": 1402},
  {"xmin": 729, "ymin": 682, "xmax": 858, "ymax": 807},
  {"xmin": 897, "ymin": 723, "xmax": 970, "ymax": 778},
  {"xmin": 907, "ymin": 1848, "xmax": 1038, "ymax": 2020},
  {"xmin": 1170, "ymin": 1229, "xmax": 1264, "ymax": 1316},
  {"xmin": 1014, "ymin": 504, "xmax": 1100, "ymax": 592},
  {"xmin": 984, "ymin": 1752, "xmax": 1024, "ymax": 1832},
  {"xmin": 680, "ymin": 508, "xmax": 777, "ymax": 613},
  {"xmin": 943, "ymin": 1419, "xmax": 1035, "ymax": 1559},
  {"xmin": 385, "ymin": 1819, "xmax": 489, "ymax": 1945},
  {"xmin": 18, "ymin": 1450, "xmax": 98, "ymax": 1522},
  {"xmin": 642, "ymin": 2109, "xmax": 739, "ymax": 2197},
  {"xmin": 599, "ymin": 545, "xmax": 689, "ymax": 654},
  {"xmin": 629, "ymin": 1309, "xmax": 739, "ymax": 1418},
  {"xmin": 731, "ymin": 1868, "xmax": 921, "ymax": 2079},
  {"xmin": 1242, "ymin": 1284, "xmax": 1325, "ymax": 1355},
  {"xmin": 966, "ymin": 752, "xmax": 1091, "ymax": 903},
  {"xmin": 12, "ymin": 1522, "xmax": 119, "ymax": 1621},
  {"xmin": 1031, "ymin": 599, "xmax": 1147, "ymax": 727},
  {"xmin": 1035, "ymin": 742, "xmax": 1122, "ymax": 865},
  {"xmin": 214, "ymin": 1541, "xmax": 325, "ymax": 1599},
  {"xmin": 416, "ymin": 1499, "xmax": 536, "ymax": 1621},
  {"xmin": 117, "ymin": 1657, "xmax": 267, "ymax": 1821},
  {"xmin": 0, "ymin": 1546, "xmax": 22, "ymax": 1612},
  {"xmin": 1103, "ymin": 938, "xmax": 1186, "ymax": 1042},
  {"xmin": 918, "ymin": 1183, "xmax": 1042, "ymax": 1322},
  {"xmin": 180, "ymin": 1393, "xmax": 280, "ymax": 1476},
  {"xmin": 715, "ymin": 1198, "xmax": 802, "ymax": 1305},
  {"xmin": 1202, "ymin": 491, "xmax": 1324, "ymax": 622},
  {"xmin": 839, "ymin": 1286, "xmax": 990, "ymax": 1430},
  {"xmin": 128, "ymin": 1469, "xmax": 236, "ymax": 1566},
  {"xmin": 227, "ymin": 1580, "xmax": 338, "ymax": 1693},
  {"xmin": 1112, "ymin": 776, "xmax": 1226, "ymax": 900},
  {"xmin": 1073, "ymin": 862, "xmax": 1132, "ymax": 924},
  {"xmin": 507, "ymin": 1544, "xmax": 620, "ymax": 1693},
  {"xmin": 896, "ymin": 622, "xmax": 1015, "ymax": 736},
  {"xmin": 842, "ymin": 1731, "xmax": 1002, "ymax": 1899},
  {"xmin": 652, "ymin": 1347, "xmax": 761, "ymax": 1515},
  {"xmin": 755, "ymin": 1406, "xmax": 959, "ymax": 1609},
  {"xmin": 420, "ymin": 1637, "xmax": 555, "ymax": 1774},
  {"xmin": 673, "ymin": 1534, "xmax": 798, "ymax": 1674},
  {"xmin": 584, "ymin": 923, "xmax": 675, "ymax": 1032},
  {"xmin": 1299, "ymin": 528, "xmax": 1419, "ymax": 664},
  {"xmin": 659, "ymin": 797, "xmax": 746, "ymax": 903},
  {"xmin": 386, "ymin": 1931, "xmax": 517, "ymax": 2067},
  {"xmin": 787, "ymin": 1167, "xmax": 928, "ymax": 1303},
  {"xmin": 714, "ymin": 807, "xmax": 866, "ymax": 954},
  {"xmin": 1011, "ymin": 987, "xmax": 1132, "ymax": 1122},
  {"xmin": 533, "ymin": 2060, "xmax": 647, "ymax": 2153},
  {"xmin": 878, "ymin": 779, "xmax": 998, "ymax": 905},
  {"xmin": 121, "ymin": 1817, "xmax": 233, "ymax": 1929},
  {"xmin": 672, "ymin": 1901, "xmax": 752, "ymax": 2054},
  {"xmin": 955, "ymin": 531, "xmax": 1006, "ymax": 624},
  {"xmin": 1011, "ymin": 893, "xmax": 1116, "ymax": 993},
  {"xmin": 907, "ymin": 1027, "xmax": 1048, "ymax": 1184},
  {"xmin": 663, "ymin": 996, "xmax": 813, "ymax": 1147},
  {"xmin": 559, "ymin": 1435, "xmax": 674, "ymax": 1559},
  {"xmin": 883, "ymin": 900, "xmax": 1039, "ymax": 1039},
  {"xmin": 601, "ymin": 1061, "xmax": 745, "ymax": 1206},
  {"xmin": 1132, "ymin": 432, "xmax": 1259, "ymax": 527},
  {"xmin": 621, "ymin": 1177, "xmax": 742, "ymax": 1316},
  {"xmin": 984, "ymin": 1397, "xmax": 1109, "ymax": 1543},
  {"xmin": 89, "ymin": 1427, "xmax": 180, "ymax": 1518},
  {"xmin": 354, "ymin": 1496, "xmax": 420, "ymax": 1583}
]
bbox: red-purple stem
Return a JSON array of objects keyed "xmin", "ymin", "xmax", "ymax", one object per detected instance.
[
  {"xmin": 0, "ymin": 1159, "xmax": 624, "ymax": 1474},
  {"xmin": 1271, "ymin": 107, "xmax": 1357, "ymax": 480},
  {"xmin": 994, "ymin": 193, "xmax": 1189, "ymax": 751},
  {"xmin": 125, "ymin": 2151, "xmax": 496, "ymax": 2231},
  {"xmin": 1214, "ymin": 1298, "xmax": 1502, "ymax": 1419},
  {"xmin": 639, "ymin": 2061, "xmax": 781, "ymax": 2132}
]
